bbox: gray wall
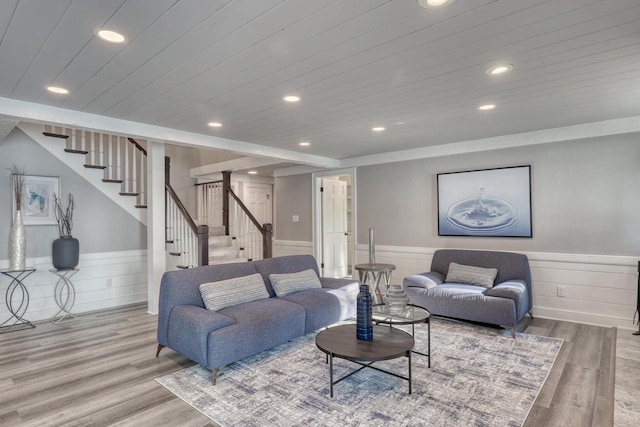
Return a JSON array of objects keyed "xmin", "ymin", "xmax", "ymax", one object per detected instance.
[
  {"xmin": 275, "ymin": 174, "xmax": 313, "ymax": 241},
  {"xmin": 275, "ymin": 134, "xmax": 640, "ymax": 257},
  {"xmin": 1, "ymin": 128, "xmax": 146, "ymax": 258}
]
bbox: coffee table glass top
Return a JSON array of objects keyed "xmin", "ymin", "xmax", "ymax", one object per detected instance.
[{"xmin": 372, "ymin": 304, "xmax": 430, "ymax": 325}]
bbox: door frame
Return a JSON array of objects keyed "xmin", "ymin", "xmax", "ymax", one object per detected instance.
[{"xmin": 312, "ymin": 167, "xmax": 357, "ymax": 277}]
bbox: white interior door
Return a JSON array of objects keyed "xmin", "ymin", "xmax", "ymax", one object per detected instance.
[
  {"xmin": 244, "ymin": 183, "xmax": 272, "ymax": 225},
  {"xmin": 321, "ymin": 178, "xmax": 348, "ymax": 278}
]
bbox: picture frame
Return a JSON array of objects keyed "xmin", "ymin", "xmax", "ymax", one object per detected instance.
[
  {"xmin": 12, "ymin": 174, "xmax": 60, "ymax": 226},
  {"xmin": 437, "ymin": 165, "xmax": 532, "ymax": 237}
]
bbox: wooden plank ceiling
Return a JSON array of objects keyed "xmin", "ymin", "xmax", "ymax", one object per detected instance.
[{"xmin": 0, "ymin": 0, "xmax": 639, "ymax": 162}]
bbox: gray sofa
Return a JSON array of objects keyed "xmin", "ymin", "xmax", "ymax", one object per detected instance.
[
  {"xmin": 403, "ymin": 249, "xmax": 532, "ymax": 337},
  {"xmin": 156, "ymin": 255, "xmax": 359, "ymax": 383}
]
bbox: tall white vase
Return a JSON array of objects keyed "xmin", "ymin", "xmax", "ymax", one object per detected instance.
[{"xmin": 9, "ymin": 210, "xmax": 26, "ymax": 271}]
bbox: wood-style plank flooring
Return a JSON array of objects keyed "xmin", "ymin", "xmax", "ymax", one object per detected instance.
[{"xmin": 0, "ymin": 304, "xmax": 618, "ymax": 426}]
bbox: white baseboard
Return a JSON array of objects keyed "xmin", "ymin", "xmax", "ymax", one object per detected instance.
[
  {"xmin": 275, "ymin": 240, "xmax": 638, "ymax": 330},
  {"xmin": 0, "ymin": 249, "xmax": 147, "ymax": 324}
]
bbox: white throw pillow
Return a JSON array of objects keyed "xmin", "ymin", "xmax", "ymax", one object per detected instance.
[
  {"xmin": 269, "ymin": 269, "xmax": 322, "ymax": 297},
  {"xmin": 199, "ymin": 273, "xmax": 269, "ymax": 311},
  {"xmin": 445, "ymin": 262, "xmax": 498, "ymax": 288}
]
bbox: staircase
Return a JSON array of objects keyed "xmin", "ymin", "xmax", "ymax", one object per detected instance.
[
  {"xmin": 206, "ymin": 226, "xmax": 247, "ymax": 265},
  {"xmin": 26, "ymin": 123, "xmax": 245, "ymax": 269}
]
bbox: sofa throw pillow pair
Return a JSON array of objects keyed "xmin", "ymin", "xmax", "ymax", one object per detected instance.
[
  {"xmin": 269, "ymin": 269, "xmax": 321, "ymax": 297},
  {"xmin": 200, "ymin": 273, "xmax": 269, "ymax": 311},
  {"xmin": 445, "ymin": 262, "xmax": 498, "ymax": 288}
]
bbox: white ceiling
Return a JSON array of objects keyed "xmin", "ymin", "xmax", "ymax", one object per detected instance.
[{"xmin": 1, "ymin": 0, "xmax": 639, "ymax": 172}]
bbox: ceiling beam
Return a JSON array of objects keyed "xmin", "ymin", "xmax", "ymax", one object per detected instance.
[
  {"xmin": 0, "ymin": 97, "xmax": 340, "ymax": 169},
  {"xmin": 191, "ymin": 157, "xmax": 283, "ymax": 177},
  {"xmin": 0, "ymin": 116, "xmax": 19, "ymax": 142}
]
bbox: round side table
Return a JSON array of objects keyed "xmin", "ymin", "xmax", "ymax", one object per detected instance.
[{"xmin": 49, "ymin": 268, "xmax": 79, "ymax": 324}]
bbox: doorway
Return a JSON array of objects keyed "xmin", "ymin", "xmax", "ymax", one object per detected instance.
[{"xmin": 313, "ymin": 168, "xmax": 356, "ymax": 278}]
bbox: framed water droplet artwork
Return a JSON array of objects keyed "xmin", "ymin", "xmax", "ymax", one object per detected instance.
[{"xmin": 437, "ymin": 165, "xmax": 532, "ymax": 237}]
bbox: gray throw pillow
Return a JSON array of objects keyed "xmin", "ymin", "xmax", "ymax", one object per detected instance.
[
  {"xmin": 445, "ymin": 262, "xmax": 498, "ymax": 288},
  {"xmin": 200, "ymin": 273, "xmax": 269, "ymax": 311},
  {"xmin": 269, "ymin": 269, "xmax": 322, "ymax": 297}
]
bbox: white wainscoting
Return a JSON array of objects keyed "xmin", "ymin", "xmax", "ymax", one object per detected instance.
[
  {"xmin": 0, "ymin": 249, "xmax": 147, "ymax": 324},
  {"xmin": 273, "ymin": 240, "xmax": 314, "ymax": 258},
  {"xmin": 274, "ymin": 240, "xmax": 639, "ymax": 331}
]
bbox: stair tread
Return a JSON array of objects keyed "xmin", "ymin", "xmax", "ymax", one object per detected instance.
[
  {"xmin": 64, "ymin": 149, "xmax": 88, "ymax": 154},
  {"xmin": 135, "ymin": 205, "xmax": 147, "ymax": 209},
  {"xmin": 84, "ymin": 164, "xmax": 107, "ymax": 170},
  {"xmin": 102, "ymin": 179, "xmax": 123, "ymax": 183},
  {"xmin": 43, "ymin": 132, "xmax": 69, "ymax": 139},
  {"xmin": 119, "ymin": 192, "xmax": 140, "ymax": 196},
  {"xmin": 169, "ymin": 252, "xmax": 181, "ymax": 256}
]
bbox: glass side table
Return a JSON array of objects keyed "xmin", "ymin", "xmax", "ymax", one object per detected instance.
[
  {"xmin": 373, "ymin": 303, "xmax": 431, "ymax": 367},
  {"xmin": 0, "ymin": 267, "xmax": 37, "ymax": 333},
  {"xmin": 49, "ymin": 268, "xmax": 79, "ymax": 324}
]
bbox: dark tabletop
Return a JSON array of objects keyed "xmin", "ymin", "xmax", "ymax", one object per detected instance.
[{"xmin": 316, "ymin": 324, "xmax": 413, "ymax": 362}]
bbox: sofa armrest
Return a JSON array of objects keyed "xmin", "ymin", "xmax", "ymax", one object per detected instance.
[
  {"xmin": 484, "ymin": 280, "xmax": 527, "ymax": 300},
  {"xmin": 164, "ymin": 305, "xmax": 236, "ymax": 366},
  {"xmin": 170, "ymin": 304, "xmax": 236, "ymax": 334},
  {"xmin": 403, "ymin": 271, "xmax": 445, "ymax": 290}
]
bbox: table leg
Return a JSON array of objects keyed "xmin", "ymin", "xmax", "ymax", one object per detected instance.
[
  {"xmin": 329, "ymin": 353, "xmax": 334, "ymax": 398},
  {"xmin": 408, "ymin": 350, "xmax": 412, "ymax": 394},
  {"xmin": 428, "ymin": 318, "xmax": 431, "ymax": 368}
]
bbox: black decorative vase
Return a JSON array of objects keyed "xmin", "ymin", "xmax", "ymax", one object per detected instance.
[
  {"xmin": 356, "ymin": 284, "xmax": 373, "ymax": 341},
  {"xmin": 52, "ymin": 236, "xmax": 79, "ymax": 270}
]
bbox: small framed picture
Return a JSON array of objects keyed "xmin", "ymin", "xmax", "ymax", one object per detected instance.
[{"xmin": 12, "ymin": 175, "xmax": 60, "ymax": 226}]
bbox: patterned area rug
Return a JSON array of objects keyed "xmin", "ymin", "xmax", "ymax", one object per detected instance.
[{"xmin": 156, "ymin": 319, "xmax": 562, "ymax": 427}]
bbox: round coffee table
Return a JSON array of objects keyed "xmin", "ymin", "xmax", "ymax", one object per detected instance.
[
  {"xmin": 315, "ymin": 324, "xmax": 414, "ymax": 397},
  {"xmin": 372, "ymin": 304, "xmax": 431, "ymax": 367}
]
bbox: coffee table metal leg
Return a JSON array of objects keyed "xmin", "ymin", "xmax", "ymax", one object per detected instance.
[
  {"xmin": 408, "ymin": 350, "xmax": 412, "ymax": 394},
  {"xmin": 329, "ymin": 353, "xmax": 334, "ymax": 398},
  {"xmin": 428, "ymin": 318, "xmax": 431, "ymax": 368}
]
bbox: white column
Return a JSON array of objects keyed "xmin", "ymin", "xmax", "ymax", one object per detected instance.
[{"xmin": 147, "ymin": 140, "xmax": 165, "ymax": 314}]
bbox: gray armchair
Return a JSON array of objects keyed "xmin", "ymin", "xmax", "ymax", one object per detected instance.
[{"xmin": 403, "ymin": 249, "xmax": 533, "ymax": 337}]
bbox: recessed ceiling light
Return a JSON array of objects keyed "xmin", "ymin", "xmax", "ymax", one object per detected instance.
[
  {"xmin": 283, "ymin": 95, "xmax": 300, "ymax": 103},
  {"xmin": 95, "ymin": 29, "xmax": 126, "ymax": 43},
  {"xmin": 372, "ymin": 126, "xmax": 385, "ymax": 132},
  {"xmin": 247, "ymin": 171, "xmax": 258, "ymax": 175},
  {"xmin": 208, "ymin": 122, "xmax": 222, "ymax": 127},
  {"xmin": 418, "ymin": 0, "xmax": 456, "ymax": 9},
  {"xmin": 396, "ymin": 121, "xmax": 406, "ymax": 125},
  {"xmin": 299, "ymin": 141, "xmax": 311, "ymax": 146},
  {"xmin": 486, "ymin": 64, "xmax": 514, "ymax": 75},
  {"xmin": 46, "ymin": 86, "xmax": 69, "ymax": 94},
  {"xmin": 478, "ymin": 104, "xmax": 496, "ymax": 111}
]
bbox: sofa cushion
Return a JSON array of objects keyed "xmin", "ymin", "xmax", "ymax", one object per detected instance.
[
  {"xmin": 269, "ymin": 269, "xmax": 321, "ymax": 297},
  {"xmin": 280, "ymin": 288, "xmax": 356, "ymax": 333},
  {"xmin": 445, "ymin": 262, "xmax": 498, "ymax": 288},
  {"xmin": 199, "ymin": 273, "xmax": 269, "ymax": 311}
]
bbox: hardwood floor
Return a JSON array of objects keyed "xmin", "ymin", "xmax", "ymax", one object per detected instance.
[{"xmin": 0, "ymin": 304, "xmax": 617, "ymax": 426}]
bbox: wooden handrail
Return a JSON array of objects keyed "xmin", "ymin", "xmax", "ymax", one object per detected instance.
[
  {"xmin": 166, "ymin": 183, "xmax": 197, "ymax": 234},
  {"xmin": 127, "ymin": 137, "xmax": 147, "ymax": 156},
  {"xmin": 228, "ymin": 188, "xmax": 265, "ymax": 233}
]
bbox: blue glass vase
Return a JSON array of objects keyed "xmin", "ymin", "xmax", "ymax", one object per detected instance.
[{"xmin": 356, "ymin": 284, "xmax": 373, "ymax": 341}]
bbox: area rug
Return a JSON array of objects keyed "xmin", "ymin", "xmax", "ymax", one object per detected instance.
[{"xmin": 156, "ymin": 319, "xmax": 562, "ymax": 427}]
